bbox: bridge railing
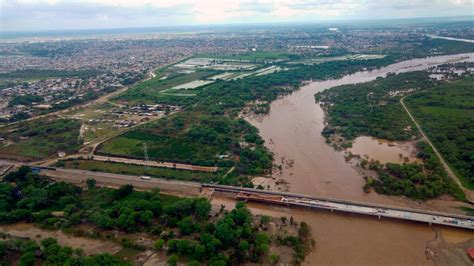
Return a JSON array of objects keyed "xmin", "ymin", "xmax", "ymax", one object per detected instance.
[{"xmin": 203, "ymin": 183, "xmax": 474, "ymax": 221}]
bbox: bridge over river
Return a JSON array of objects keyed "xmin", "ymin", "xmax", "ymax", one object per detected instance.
[
  {"xmin": 203, "ymin": 184, "xmax": 474, "ymax": 230},
  {"xmin": 10, "ymin": 165, "xmax": 474, "ymax": 230}
]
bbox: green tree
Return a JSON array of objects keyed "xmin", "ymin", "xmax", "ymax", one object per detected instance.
[
  {"xmin": 269, "ymin": 254, "xmax": 280, "ymax": 265},
  {"xmin": 0, "ymin": 241, "xmax": 5, "ymax": 258},
  {"xmin": 167, "ymin": 254, "xmax": 179, "ymax": 266},
  {"xmin": 178, "ymin": 216, "xmax": 195, "ymax": 235},
  {"xmin": 154, "ymin": 239, "xmax": 165, "ymax": 250},
  {"xmin": 194, "ymin": 198, "xmax": 211, "ymax": 220},
  {"xmin": 188, "ymin": 261, "xmax": 201, "ymax": 266},
  {"xmin": 298, "ymin": 222, "xmax": 310, "ymax": 239},
  {"xmin": 86, "ymin": 178, "xmax": 96, "ymax": 189},
  {"xmin": 19, "ymin": 252, "xmax": 36, "ymax": 266}
]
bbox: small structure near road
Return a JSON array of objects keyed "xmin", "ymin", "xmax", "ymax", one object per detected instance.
[{"xmin": 468, "ymin": 247, "xmax": 474, "ymax": 260}]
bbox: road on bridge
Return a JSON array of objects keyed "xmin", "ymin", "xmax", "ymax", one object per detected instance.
[{"xmin": 33, "ymin": 166, "xmax": 474, "ymax": 230}]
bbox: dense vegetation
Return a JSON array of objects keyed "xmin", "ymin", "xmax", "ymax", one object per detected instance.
[
  {"xmin": 400, "ymin": 38, "xmax": 474, "ymax": 59},
  {"xmin": 7, "ymin": 94, "xmax": 44, "ymax": 107},
  {"xmin": 0, "ymin": 167, "xmax": 313, "ymax": 265},
  {"xmin": 315, "ymin": 72, "xmax": 436, "ymax": 146},
  {"xmin": 314, "ymin": 70, "xmax": 470, "ymax": 200},
  {"xmin": 0, "ymin": 118, "xmax": 82, "ymax": 160},
  {"xmin": 364, "ymin": 141, "xmax": 465, "ymax": 200},
  {"xmin": 404, "ymin": 76, "xmax": 474, "ymax": 189},
  {"xmin": 99, "ymin": 112, "xmax": 272, "ymax": 175}
]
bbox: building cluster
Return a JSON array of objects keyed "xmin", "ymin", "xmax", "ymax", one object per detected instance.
[
  {"xmin": 115, "ymin": 104, "xmax": 182, "ymax": 117},
  {"xmin": 0, "ymin": 73, "xmax": 123, "ymax": 120},
  {"xmin": 0, "ymin": 24, "xmax": 467, "ymax": 123}
]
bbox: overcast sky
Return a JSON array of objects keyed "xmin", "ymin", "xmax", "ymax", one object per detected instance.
[{"xmin": 1, "ymin": 0, "xmax": 473, "ymax": 31}]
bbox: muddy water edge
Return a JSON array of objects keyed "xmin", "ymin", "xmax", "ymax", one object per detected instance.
[{"xmin": 245, "ymin": 53, "xmax": 474, "ymax": 265}]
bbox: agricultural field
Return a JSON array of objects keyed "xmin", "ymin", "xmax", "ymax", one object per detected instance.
[{"xmin": 404, "ymin": 76, "xmax": 474, "ymax": 190}]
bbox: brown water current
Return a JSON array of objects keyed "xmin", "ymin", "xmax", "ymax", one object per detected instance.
[
  {"xmin": 349, "ymin": 136, "xmax": 420, "ymax": 164},
  {"xmin": 244, "ymin": 53, "xmax": 474, "ymax": 265},
  {"xmin": 247, "ymin": 53, "xmax": 474, "ymax": 206},
  {"xmin": 213, "ymin": 197, "xmax": 474, "ymax": 266}
]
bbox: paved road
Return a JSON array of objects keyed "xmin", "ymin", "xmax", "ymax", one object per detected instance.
[
  {"xmin": 206, "ymin": 184, "xmax": 474, "ymax": 230},
  {"xmin": 32, "ymin": 166, "xmax": 473, "ymax": 230},
  {"xmin": 400, "ymin": 95, "xmax": 474, "ymax": 203},
  {"xmin": 41, "ymin": 168, "xmax": 201, "ymax": 195},
  {"xmin": 90, "ymin": 155, "xmax": 218, "ymax": 172}
]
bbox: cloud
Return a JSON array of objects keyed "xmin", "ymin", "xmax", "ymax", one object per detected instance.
[{"xmin": 1, "ymin": 0, "xmax": 473, "ymax": 31}]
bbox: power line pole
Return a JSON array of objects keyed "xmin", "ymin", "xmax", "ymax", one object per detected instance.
[{"xmin": 143, "ymin": 142, "xmax": 149, "ymax": 173}]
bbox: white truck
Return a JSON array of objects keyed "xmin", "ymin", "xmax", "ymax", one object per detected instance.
[{"xmin": 140, "ymin": 175, "xmax": 151, "ymax": 180}]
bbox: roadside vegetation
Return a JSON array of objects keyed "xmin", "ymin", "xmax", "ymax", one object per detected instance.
[
  {"xmin": 57, "ymin": 159, "xmax": 253, "ymax": 186},
  {"xmin": 0, "ymin": 167, "xmax": 314, "ymax": 265},
  {"xmin": 404, "ymin": 76, "xmax": 474, "ymax": 190}
]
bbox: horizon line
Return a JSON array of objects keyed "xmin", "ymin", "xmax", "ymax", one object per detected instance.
[{"xmin": 1, "ymin": 15, "xmax": 472, "ymax": 35}]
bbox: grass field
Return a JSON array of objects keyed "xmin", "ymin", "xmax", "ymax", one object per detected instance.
[
  {"xmin": 98, "ymin": 133, "xmax": 227, "ymax": 166},
  {"xmin": 405, "ymin": 76, "xmax": 474, "ymax": 190},
  {"xmin": 0, "ymin": 118, "xmax": 82, "ymax": 160},
  {"xmin": 97, "ymin": 112, "xmax": 239, "ymax": 166},
  {"xmin": 96, "ymin": 111, "xmax": 270, "ymax": 174},
  {"xmin": 61, "ymin": 159, "xmax": 221, "ymax": 182}
]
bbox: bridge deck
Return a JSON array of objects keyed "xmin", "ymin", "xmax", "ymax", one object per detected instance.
[
  {"xmin": 205, "ymin": 184, "xmax": 474, "ymax": 230},
  {"xmin": 26, "ymin": 165, "xmax": 474, "ymax": 230}
]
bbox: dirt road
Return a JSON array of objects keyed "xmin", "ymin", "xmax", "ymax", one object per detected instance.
[{"xmin": 401, "ymin": 95, "xmax": 474, "ymax": 203}]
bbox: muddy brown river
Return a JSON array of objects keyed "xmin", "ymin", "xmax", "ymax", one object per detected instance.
[
  {"xmin": 247, "ymin": 52, "xmax": 474, "ymax": 205},
  {"xmin": 245, "ymin": 53, "xmax": 474, "ymax": 265}
]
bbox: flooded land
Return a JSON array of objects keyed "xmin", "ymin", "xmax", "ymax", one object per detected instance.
[
  {"xmin": 348, "ymin": 136, "xmax": 420, "ymax": 164},
  {"xmin": 247, "ymin": 52, "xmax": 474, "ymax": 205},
  {"xmin": 212, "ymin": 196, "xmax": 474, "ymax": 266},
  {"xmin": 0, "ymin": 223, "xmax": 121, "ymax": 256},
  {"xmin": 246, "ymin": 53, "xmax": 474, "ymax": 265}
]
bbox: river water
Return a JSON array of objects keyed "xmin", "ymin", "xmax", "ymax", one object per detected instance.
[
  {"xmin": 247, "ymin": 52, "xmax": 474, "ymax": 205},
  {"xmin": 427, "ymin": 35, "xmax": 474, "ymax": 44},
  {"xmin": 245, "ymin": 53, "xmax": 474, "ymax": 265}
]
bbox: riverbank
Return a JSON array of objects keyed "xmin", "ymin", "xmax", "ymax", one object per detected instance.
[{"xmin": 244, "ymin": 53, "xmax": 474, "ymax": 265}]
